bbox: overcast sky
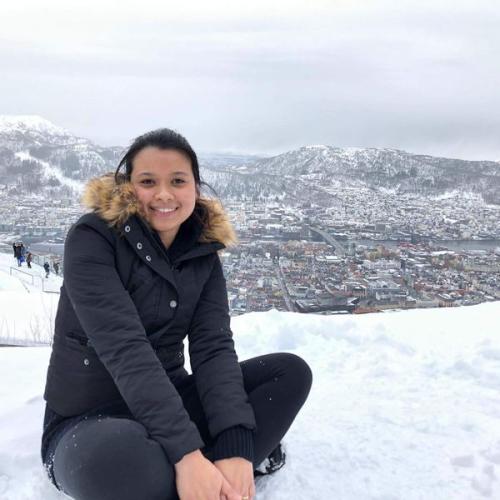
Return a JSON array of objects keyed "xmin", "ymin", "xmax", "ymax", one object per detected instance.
[{"xmin": 1, "ymin": 0, "xmax": 499, "ymax": 160}]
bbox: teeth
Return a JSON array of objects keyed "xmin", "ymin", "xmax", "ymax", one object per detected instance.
[{"xmin": 155, "ymin": 208, "xmax": 176, "ymax": 213}]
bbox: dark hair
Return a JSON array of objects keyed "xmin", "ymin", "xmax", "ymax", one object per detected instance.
[
  {"xmin": 114, "ymin": 128, "xmax": 201, "ymax": 186},
  {"xmin": 115, "ymin": 128, "xmax": 220, "ymax": 229}
]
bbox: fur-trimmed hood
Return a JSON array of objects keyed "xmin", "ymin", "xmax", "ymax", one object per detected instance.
[{"xmin": 81, "ymin": 173, "xmax": 237, "ymax": 247}]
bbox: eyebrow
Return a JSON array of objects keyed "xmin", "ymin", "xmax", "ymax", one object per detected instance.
[{"xmin": 137, "ymin": 171, "xmax": 189, "ymax": 177}]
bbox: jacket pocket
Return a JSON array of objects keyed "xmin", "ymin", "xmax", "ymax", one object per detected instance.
[
  {"xmin": 65, "ymin": 332, "xmax": 100, "ymax": 359},
  {"xmin": 155, "ymin": 348, "xmax": 184, "ymax": 371},
  {"xmin": 63, "ymin": 333, "xmax": 114, "ymax": 381},
  {"xmin": 48, "ymin": 334, "xmax": 121, "ymax": 416},
  {"xmin": 66, "ymin": 332, "xmax": 90, "ymax": 346}
]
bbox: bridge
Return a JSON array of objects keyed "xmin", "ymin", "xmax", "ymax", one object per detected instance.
[{"xmin": 309, "ymin": 226, "xmax": 347, "ymax": 256}]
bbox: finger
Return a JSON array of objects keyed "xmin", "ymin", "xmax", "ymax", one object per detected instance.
[
  {"xmin": 220, "ymin": 477, "xmax": 240, "ymax": 500},
  {"xmin": 240, "ymin": 478, "xmax": 255, "ymax": 500}
]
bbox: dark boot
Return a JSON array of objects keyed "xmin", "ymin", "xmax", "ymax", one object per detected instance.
[{"xmin": 254, "ymin": 443, "xmax": 286, "ymax": 477}]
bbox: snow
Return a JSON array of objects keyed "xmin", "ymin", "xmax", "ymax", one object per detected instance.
[
  {"xmin": 14, "ymin": 151, "xmax": 84, "ymax": 192},
  {"xmin": 0, "ymin": 115, "xmax": 69, "ymax": 137},
  {"xmin": 432, "ymin": 190, "xmax": 484, "ymax": 202},
  {"xmin": 0, "ymin": 252, "xmax": 62, "ymax": 345},
  {"xmin": 1, "ymin": 251, "xmax": 500, "ymax": 499}
]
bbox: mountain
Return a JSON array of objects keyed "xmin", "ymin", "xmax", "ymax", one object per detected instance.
[
  {"xmin": 194, "ymin": 146, "xmax": 500, "ymax": 205},
  {"xmin": 242, "ymin": 145, "xmax": 500, "ymax": 205},
  {"xmin": 0, "ymin": 115, "xmax": 123, "ymax": 196},
  {"xmin": 1, "ymin": 115, "xmax": 499, "ymax": 205}
]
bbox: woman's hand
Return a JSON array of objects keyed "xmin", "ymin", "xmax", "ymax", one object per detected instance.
[
  {"xmin": 175, "ymin": 449, "xmax": 241, "ymax": 500},
  {"xmin": 214, "ymin": 457, "xmax": 255, "ymax": 500}
]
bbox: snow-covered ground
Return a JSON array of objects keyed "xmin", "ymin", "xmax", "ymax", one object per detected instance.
[
  {"xmin": 0, "ymin": 253, "xmax": 499, "ymax": 499},
  {"xmin": 0, "ymin": 252, "xmax": 61, "ymax": 345}
]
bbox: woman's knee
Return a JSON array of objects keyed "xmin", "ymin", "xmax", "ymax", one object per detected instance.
[
  {"xmin": 53, "ymin": 417, "xmax": 176, "ymax": 500},
  {"xmin": 278, "ymin": 352, "xmax": 313, "ymax": 400}
]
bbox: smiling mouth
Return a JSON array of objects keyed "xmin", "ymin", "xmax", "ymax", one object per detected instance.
[
  {"xmin": 150, "ymin": 207, "xmax": 179, "ymax": 217},
  {"xmin": 152, "ymin": 207, "xmax": 178, "ymax": 213}
]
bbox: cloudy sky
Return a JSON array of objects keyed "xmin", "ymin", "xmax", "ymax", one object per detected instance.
[{"xmin": 1, "ymin": 0, "xmax": 499, "ymax": 160}]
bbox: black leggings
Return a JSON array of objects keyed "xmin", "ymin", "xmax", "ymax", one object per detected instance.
[{"xmin": 49, "ymin": 353, "xmax": 312, "ymax": 500}]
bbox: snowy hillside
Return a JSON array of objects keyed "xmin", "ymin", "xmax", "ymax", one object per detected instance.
[
  {"xmin": 0, "ymin": 265, "xmax": 499, "ymax": 500},
  {"xmin": 0, "ymin": 115, "xmax": 71, "ymax": 140},
  {"xmin": 0, "ymin": 252, "xmax": 62, "ymax": 345},
  {"xmin": 0, "ymin": 115, "xmax": 122, "ymax": 195},
  {"xmin": 2, "ymin": 114, "xmax": 499, "ymax": 204},
  {"xmin": 245, "ymin": 146, "xmax": 500, "ymax": 204},
  {"xmin": 0, "ymin": 115, "xmax": 79, "ymax": 150}
]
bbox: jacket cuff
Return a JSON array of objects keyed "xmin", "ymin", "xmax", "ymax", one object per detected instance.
[
  {"xmin": 212, "ymin": 426, "xmax": 254, "ymax": 462},
  {"xmin": 162, "ymin": 427, "xmax": 205, "ymax": 465}
]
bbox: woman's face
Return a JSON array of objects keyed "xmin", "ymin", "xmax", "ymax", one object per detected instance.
[{"xmin": 130, "ymin": 147, "xmax": 198, "ymax": 248}]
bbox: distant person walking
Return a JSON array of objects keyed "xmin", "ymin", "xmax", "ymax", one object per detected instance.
[
  {"xmin": 26, "ymin": 252, "xmax": 33, "ymax": 269},
  {"xmin": 20, "ymin": 243, "xmax": 26, "ymax": 265},
  {"xmin": 13, "ymin": 242, "xmax": 23, "ymax": 267},
  {"xmin": 44, "ymin": 262, "xmax": 50, "ymax": 278},
  {"xmin": 53, "ymin": 261, "xmax": 60, "ymax": 276}
]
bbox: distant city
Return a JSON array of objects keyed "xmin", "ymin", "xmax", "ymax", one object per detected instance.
[
  {"xmin": 1, "ymin": 189, "xmax": 499, "ymax": 315},
  {"xmin": 1, "ymin": 115, "xmax": 499, "ymax": 314}
]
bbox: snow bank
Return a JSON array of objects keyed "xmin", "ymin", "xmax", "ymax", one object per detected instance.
[
  {"xmin": 0, "ymin": 301, "xmax": 499, "ymax": 499},
  {"xmin": 0, "ymin": 252, "xmax": 62, "ymax": 345}
]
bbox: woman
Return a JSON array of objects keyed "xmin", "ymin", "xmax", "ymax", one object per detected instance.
[{"xmin": 41, "ymin": 128, "xmax": 312, "ymax": 500}]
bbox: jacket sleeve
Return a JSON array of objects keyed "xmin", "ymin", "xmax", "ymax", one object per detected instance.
[
  {"xmin": 63, "ymin": 219, "xmax": 204, "ymax": 464},
  {"xmin": 188, "ymin": 255, "xmax": 257, "ymax": 441}
]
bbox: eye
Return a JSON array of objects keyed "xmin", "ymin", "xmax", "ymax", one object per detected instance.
[
  {"xmin": 172, "ymin": 178, "xmax": 186, "ymax": 185},
  {"xmin": 140, "ymin": 179, "xmax": 154, "ymax": 185}
]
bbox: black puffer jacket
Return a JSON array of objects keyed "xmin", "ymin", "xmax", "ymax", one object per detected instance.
[{"xmin": 43, "ymin": 174, "xmax": 256, "ymax": 465}]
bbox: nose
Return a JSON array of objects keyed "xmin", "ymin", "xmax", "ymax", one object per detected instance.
[{"xmin": 154, "ymin": 183, "xmax": 174, "ymax": 201}]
